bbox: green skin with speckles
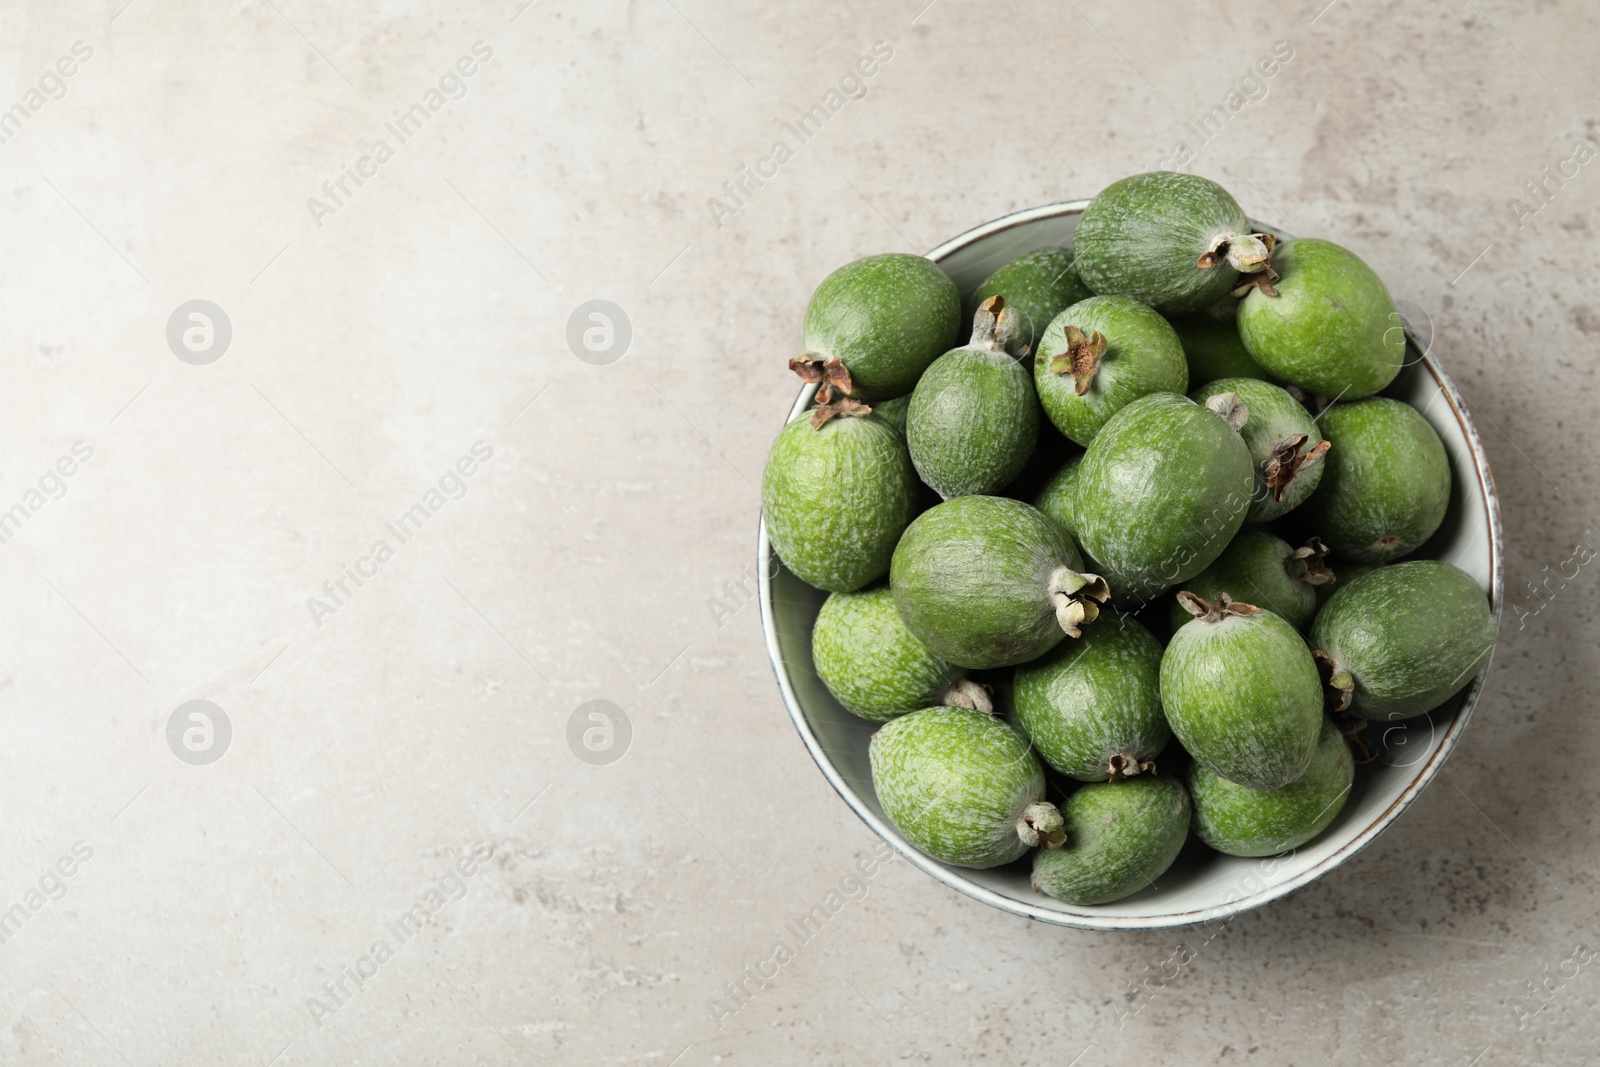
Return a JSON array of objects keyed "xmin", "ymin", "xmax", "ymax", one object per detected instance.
[
  {"xmin": 1168, "ymin": 530, "xmax": 1323, "ymax": 634},
  {"xmin": 1299, "ymin": 398, "xmax": 1450, "ymax": 562},
  {"xmin": 872, "ymin": 394, "xmax": 910, "ymax": 436},
  {"xmin": 1190, "ymin": 720, "xmax": 1354, "ymax": 857},
  {"xmin": 970, "ymin": 246, "xmax": 1093, "ymax": 355},
  {"xmin": 1314, "ymin": 558, "xmax": 1380, "ymax": 609},
  {"xmin": 1073, "ymin": 172, "xmax": 1255, "ymax": 313},
  {"xmin": 891, "ymin": 496, "xmax": 1094, "ymax": 670},
  {"xmin": 1192, "ymin": 378, "xmax": 1326, "ymax": 523},
  {"xmin": 1074, "ymin": 392, "xmax": 1254, "ymax": 605},
  {"xmin": 1033, "ymin": 296, "xmax": 1189, "ymax": 446},
  {"xmin": 1311, "ymin": 561, "xmax": 1497, "ymax": 721},
  {"xmin": 1170, "ymin": 313, "xmax": 1270, "ymax": 383},
  {"xmin": 1160, "ymin": 606, "xmax": 1323, "ymax": 791},
  {"xmin": 812, "ymin": 585, "xmax": 960, "ymax": 723},
  {"xmin": 761, "ymin": 414, "xmax": 918, "ymax": 593},
  {"xmin": 1032, "ymin": 454, "xmax": 1084, "ymax": 543},
  {"xmin": 1238, "ymin": 238, "xmax": 1405, "ymax": 398},
  {"xmin": 908, "ymin": 346, "xmax": 1040, "ymax": 499},
  {"xmin": 803, "ymin": 253, "xmax": 961, "ymax": 400},
  {"xmin": 869, "ymin": 706, "xmax": 1048, "ymax": 869},
  {"xmin": 1014, "ymin": 614, "xmax": 1169, "ymax": 781},
  {"xmin": 1030, "ymin": 777, "xmax": 1191, "ymax": 905}
]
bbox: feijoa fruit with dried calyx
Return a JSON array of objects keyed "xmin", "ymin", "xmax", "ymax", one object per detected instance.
[
  {"xmin": 1032, "ymin": 295, "xmax": 1189, "ymax": 446},
  {"xmin": 1013, "ymin": 613, "xmax": 1169, "ymax": 782},
  {"xmin": 1160, "ymin": 593, "xmax": 1324, "ymax": 791},
  {"xmin": 869, "ymin": 705, "xmax": 1064, "ymax": 869},
  {"xmin": 1299, "ymin": 398, "xmax": 1450, "ymax": 562},
  {"xmin": 907, "ymin": 296, "xmax": 1041, "ymax": 498},
  {"xmin": 812, "ymin": 585, "xmax": 990, "ymax": 723},
  {"xmin": 1031, "ymin": 776, "xmax": 1191, "ymax": 905},
  {"xmin": 1073, "ymin": 391, "xmax": 1254, "ymax": 604},
  {"xmin": 1192, "ymin": 377, "xmax": 1329, "ymax": 523},
  {"xmin": 1237, "ymin": 238, "xmax": 1404, "ymax": 399},
  {"xmin": 1189, "ymin": 719, "xmax": 1354, "ymax": 857},
  {"xmin": 795, "ymin": 252, "xmax": 961, "ymax": 401},
  {"xmin": 1169, "ymin": 531, "xmax": 1334, "ymax": 634},
  {"xmin": 1073, "ymin": 172, "xmax": 1276, "ymax": 313},
  {"xmin": 761, "ymin": 405, "xmax": 917, "ymax": 593},
  {"xmin": 1310, "ymin": 560, "xmax": 1496, "ymax": 721},
  {"xmin": 890, "ymin": 495, "xmax": 1109, "ymax": 669},
  {"xmin": 970, "ymin": 245, "xmax": 1092, "ymax": 355}
]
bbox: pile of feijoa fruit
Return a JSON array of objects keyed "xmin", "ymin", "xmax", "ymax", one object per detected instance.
[{"xmin": 762, "ymin": 172, "xmax": 1499, "ymax": 907}]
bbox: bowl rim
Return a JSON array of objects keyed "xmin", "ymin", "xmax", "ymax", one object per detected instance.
[{"xmin": 758, "ymin": 199, "xmax": 1505, "ymax": 930}]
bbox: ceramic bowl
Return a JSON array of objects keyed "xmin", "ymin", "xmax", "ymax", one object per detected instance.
[{"xmin": 758, "ymin": 201, "xmax": 1503, "ymax": 930}]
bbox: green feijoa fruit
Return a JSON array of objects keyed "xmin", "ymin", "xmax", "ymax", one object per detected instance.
[
  {"xmin": 797, "ymin": 253, "xmax": 961, "ymax": 400},
  {"xmin": 970, "ymin": 245, "xmax": 1092, "ymax": 355},
  {"xmin": 907, "ymin": 297, "xmax": 1041, "ymax": 498},
  {"xmin": 1168, "ymin": 531, "xmax": 1333, "ymax": 633},
  {"xmin": 1074, "ymin": 391, "xmax": 1254, "ymax": 605},
  {"xmin": 873, "ymin": 393, "xmax": 910, "ymax": 436},
  {"xmin": 1192, "ymin": 378, "xmax": 1328, "ymax": 523},
  {"xmin": 1237, "ymin": 238, "xmax": 1404, "ymax": 398},
  {"xmin": 812, "ymin": 585, "xmax": 990, "ymax": 723},
  {"xmin": 1030, "ymin": 777, "xmax": 1191, "ymax": 905},
  {"xmin": 1314, "ymin": 559, "xmax": 1381, "ymax": 608},
  {"xmin": 891, "ymin": 496, "xmax": 1109, "ymax": 670},
  {"xmin": 1073, "ymin": 172, "xmax": 1275, "ymax": 313},
  {"xmin": 1189, "ymin": 720, "xmax": 1353, "ymax": 857},
  {"xmin": 762, "ymin": 410, "xmax": 917, "ymax": 593},
  {"xmin": 869, "ymin": 706, "xmax": 1064, "ymax": 869},
  {"xmin": 1013, "ymin": 614, "xmax": 1169, "ymax": 781},
  {"xmin": 1169, "ymin": 313, "xmax": 1271, "ymax": 383},
  {"xmin": 1033, "ymin": 295, "xmax": 1188, "ymax": 446},
  {"xmin": 1160, "ymin": 593, "xmax": 1323, "ymax": 791},
  {"xmin": 1311, "ymin": 560, "xmax": 1496, "ymax": 721},
  {"xmin": 1299, "ymin": 398, "xmax": 1450, "ymax": 562},
  {"xmin": 1032, "ymin": 454, "xmax": 1084, "ymax": 543}
]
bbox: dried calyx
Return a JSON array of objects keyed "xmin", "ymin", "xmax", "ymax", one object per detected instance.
[
  {"xmin": 1048, "ymin": 567, "xmax": 1111, "ymax": 638},
  {"xmin": 1016, "ymin": 801, "xmax": 1067, "ymax": 849},
  {"xmin": 1198, "ymin": 231, "xmax": 1274, "ymax": 271},
  {"xmin": 1107, "ymin": 753, "xmax": 1157, "ymax": 781},
  {"xmin": 941, "ymin": 677, "xmax": 995, "ymax": 714},
  {"xmin": 790, "ymin": 355, "xmax": 872, "ymax": 428},
  {"xmin": 1285, "ymin": 537, "xmax": 1336, "ymax": 587},
  {"xmin": 971, "ymin": 294, "xmax": 1026, "ymax": 356},
  {"xmin": 1203, "ymin": 391, "xmax": 1249, "ymax": 432},
  {"xmin": 1176, "ymin": 590, "xmax": 1261, "ymax": 624},
  {"xmin": 1048, "ymin": 324, "xmax": 1109, "ymax": 396},
  {"xmin": 1313, "ymin": 648, "xmax": 1355, "ymax": 713},
  {"xmin": 1264, "ymin": 433, "xmax": 1332, "ymax": 501}
]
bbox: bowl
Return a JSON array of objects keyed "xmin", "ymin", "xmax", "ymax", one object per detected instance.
[{"xmin": 758, "ymin": 201, "xmax": 1503, "ymax": 930}]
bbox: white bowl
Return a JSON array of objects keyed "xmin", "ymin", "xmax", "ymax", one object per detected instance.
[{"xmin": 758, "ymin": 201, "xmax": 1503, "ymax": 930}]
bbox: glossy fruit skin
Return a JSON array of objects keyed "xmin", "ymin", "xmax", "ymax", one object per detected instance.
[
  {"xmin": 1168, "ymin": 530, "xmax": 1323, "ymax": 633},
  {"xmin": 1311, "ymin": 560, "xmax": 1496, "ymax": 721},
  {"xmin": 869, "ymin": 706, "xmax": 1047, "ymax": 868},
  {"xmin": 971, "ymin": 246, "xmax": 1092, "ymax": 354},
  {"xmin": 1300, "ymin": 398, "xmax": 1450, "ymax": 562},
  {"xmin": 1238, "ymin": 238, "xmax": 1404, "ymax": 398},
  {"xmin": 803, "ymin": 253, "xmax": 962, "ymax": 400},
  {"xmin": 1170, "ymin": 313, "xmax": 1269, "ymax": 383},
  {"xmin": 1191, "ymin": 378, "xmax": 1325, "ymax": 523},
  {"xmin": 1074, "ymin": 172, "xmax": 1254, "ymax": 313},
  {"xmin": 1033, "ymin": 296, "xmax": 1189, "ymax": 446},
  {"xmin": 1014, "ymin": 614, "xmax": 1169, "ymax": 781},
  {"xmin": 1031, "ymin": 777, "xmax": 1191, "ymax": 905},
  {"xmin": 1190, "ymin": 720, "xmax": 1353, "ymax": 857},
  {"xmin": 891, "ymin": 496, "xmax": 1093, "ymax": 669},
  {"xmin": 908, "ymin": 346, "xmax": 1039, "ymax": 498},
  {"xmin": 762, "ymin": 413, "xmax": 918, "ymax": 593},
  {"xmin": 1032, "ymin": 454, "xmax": 1084, "ymax": 543},
  {"xmin": 1160, "ymin": 605, "xmax": 1324, "ymax": 791},
  {"xmin": 812, "ymin": 585, "xmax": 959, "ymax": 723},
  {"xmin": 1074, "ymin": 392, "xmax": 1254, "ymax": 604}
]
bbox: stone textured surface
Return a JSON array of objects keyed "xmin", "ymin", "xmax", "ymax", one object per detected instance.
[{"xmin": 1, "ymin": 1, "xmax": 1597, "ymax": 1063}]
